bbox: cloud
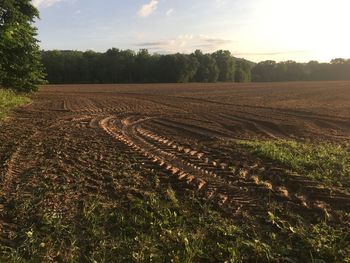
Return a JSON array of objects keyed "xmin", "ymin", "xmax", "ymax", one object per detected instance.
[
  {"xmin": 214, "ymin": 0, "xmax": 227, "ymax": 7},
  {"xmin": 135, "ymin": 35, "xmax": 235, "ymax": 53},
  {"xmin": 166, "ymin": 8, "xmax": 174, "ymax": 16},
  {"xmin": 199, "ymin": 35, "xmax": 234, "ymax": 46},
  {"xmin": 235, "ymin": 50, "xmax": 309, "ymax": 56},
  {"xmin": 138, "ymin": 0, "xmax": 158, "ymax": 17},
  {"xmin": 32, "ymin": 0, "xmax": 64, "ymax": 8},
  {"xmin": 137, "ymin": 41, "xmax": 164, "ymax": 47}
]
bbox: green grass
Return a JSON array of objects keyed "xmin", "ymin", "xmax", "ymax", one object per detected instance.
[
  {"xmin": 238, "ymin": 139, "xmax": 350, "ymax": 186},
  {"xmin": 0, "ymin": 89, "xmax": 31, "ymax": 119},
  {"xmin": 0, "ymin": 179, "xmax": 270, "ymax": 262},
  {"xmin": 1, "ymin": 158, "xmax": 349, "ymax": 262},
  {"xmin": 0, "ymin": 131, "xmax": 349, "ymax": 262},
  {"xmin": 2, "ymin": 188, "xmax": 349, "ymax": 262}
]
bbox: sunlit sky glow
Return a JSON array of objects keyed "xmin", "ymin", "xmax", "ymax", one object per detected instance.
[{"xmin": 34, "ymin": 0, "xmax": 350, "ymax": 62}]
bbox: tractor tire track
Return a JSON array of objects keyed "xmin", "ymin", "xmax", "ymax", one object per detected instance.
[
  {"xmin": 134, "ymin": 127, "xmax": 350, "ymax": 221},
  {"xmin": 100, "ymin": 114, "xmax": 349, "ymax": 222},
  {"xmin": 100, "ymin": 115, "xmax": 294, "ymax": 216}
]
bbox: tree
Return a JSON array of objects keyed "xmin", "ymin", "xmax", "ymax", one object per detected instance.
[
  {"xmin": 0, "ymin": 0, "xmax": 46, "ymax": 92},
  {"xmin": 157, "ymin": 53, "xmax": 198, "ymax": 83},
  {"xmin": 280, "ymin": 60, "xmax": 306, "ymax": 81},
  {"xmin": 212, "ymin": 50, "xmax": 235, "ymax": 82},
  {"xmin": 133, "ymin": 49, "xmax": 159, "ymax": 83},
  {"xmin": 41, "ymin": 50, "xmax": 65, "ymax": 84},
  {"xmin": 235, "ymin": 59, "xmax": 251, "ymax": 83},
  {"xmin": 39, "ymin": 47, "xmax": 350, "ymax": 84},
  {"xmin": 251, "ymin": 60, "xmax": 277, "ymax": 82},
  {"xmin": 192, "ymin": 50, "xmax": 219, "ymax": 82},
  {"xmin": 329, "ymin": 58, "xmax": 350, "ymax": 80}
]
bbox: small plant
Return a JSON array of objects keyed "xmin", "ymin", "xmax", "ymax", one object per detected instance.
[
  {"xmin": 1, "ymin": 137, "xmax": 349, "ymax": 262},
  {"xmin": 239, "ymin": 139, "xmax": 350, "ymax": 186},
  {"xmin": 0, "ymin": 89, "xmax": 31, "ymax": 119}
]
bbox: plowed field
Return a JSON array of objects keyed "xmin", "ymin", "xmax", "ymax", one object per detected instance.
[{"xmin": 1, "ymin": 81, "xmax": 349, "ymax": 261}]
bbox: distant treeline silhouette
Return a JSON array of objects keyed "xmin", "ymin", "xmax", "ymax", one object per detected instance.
[
  {"xmin": 41, "ymin": 49, "xmax": 350, "ymax": 84},
  {"xmin": 252, "ymin": 59, "xmax": 350, "ymax": 82}
]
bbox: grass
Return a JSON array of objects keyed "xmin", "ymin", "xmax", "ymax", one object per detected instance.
[
  {"xmin": 0, "ymin": 89, "xmax": 31, "ymax": 119},
  {"xmin": 238, "ymin": 139, "xmax": 350, "ymax": 186},
  {"xmin": 1, "ymin": 188, "xmax": 349, "ymax": 262},
  {"xmin": 0, "ymin": 120, "xmax": 349, "ymax": 262},
  {"xmin": 0, "ymin": 154, "xmax": 349, "ymax": 262}
]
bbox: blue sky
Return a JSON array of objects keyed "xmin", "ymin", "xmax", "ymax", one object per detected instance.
[{"xmin": 33, "ymin": 0, "xmax": 350, "ymax": 62}]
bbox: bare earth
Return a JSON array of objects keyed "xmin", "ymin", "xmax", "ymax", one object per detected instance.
[{"xmin": 1, "ymin": 81, "xmax": 350, "ymax": 248}]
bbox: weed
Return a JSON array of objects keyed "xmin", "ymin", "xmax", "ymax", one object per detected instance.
[
  {"xmin": 1, "ymin": 139, "xmax": 349, "ymax": 262},
  {"xmin": 0, "ymin": 89, "xmax": 31, "ymax": 119},
  {"xmin": 239, "ymin": 139, "xmax": 350, "ymax": 186}
]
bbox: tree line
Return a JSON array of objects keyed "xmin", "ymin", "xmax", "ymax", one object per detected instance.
[
  {"xmin": 41, "ymin": 49, "xmax": 350, "ymax": 85},
  {"xmin": 1, "ymin": 1, "xmax": 350, "ymax": 92},
  {"xmin": 41, "ymin": 49, "xmax": 252, "ymax": 84},
  {"xmin": 252, "ymin": 59, "xmax": 350, "ymax": 82}
]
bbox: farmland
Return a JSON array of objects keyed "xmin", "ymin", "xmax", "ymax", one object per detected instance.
[{"xmin": 0, "ymin": 81, "xmax": 349, "ymax": 262}]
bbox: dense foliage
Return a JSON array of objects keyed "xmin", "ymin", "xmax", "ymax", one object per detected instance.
[
  {"xmin": 0, "ymin": 0, "xmax": 46, "ymax": 92},
  {"xmin": 41, "ymin": 48, "xmax": 350, "ymax": 84},
  {"xmin": 41, "ymin": 49, "xmax": 251, "ymax": 84},
  {"xmin": 252, "ymin": 59, "xmax": 350, "ymax": 82}
]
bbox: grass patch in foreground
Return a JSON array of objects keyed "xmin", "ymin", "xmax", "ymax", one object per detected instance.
[
  {"xmin": 0, "ymin": 146, "xmax": 348, "ymax": 262},
  {"xmin": 0, "ymin": 89, "xmax": 31, "ymax": 119},
  {"xmin": 238, "ymin": 139, "xmax": 350, "ymax": 186},
  {"xmin": 1, "ymin": 187, "xmax": 349, "ymax": 262}
]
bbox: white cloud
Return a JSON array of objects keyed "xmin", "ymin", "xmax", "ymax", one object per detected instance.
[
  {"xmin": 215, "ymin": 0, "xmax": 227, "ymax": 7},
  {"xmin": 136, "ymin": 35, "xmax": 235, "ymax": 54},
  {"xmin": 32, "ymin": 0, "xmax": 64, "ymax": 8},
  {"xmin": 138, "ymin": 0, "xmax": 158, "ymax": 17},
  {"xmin": 166, "ymin": 8, "xmax": 174, "ymax": 16}
]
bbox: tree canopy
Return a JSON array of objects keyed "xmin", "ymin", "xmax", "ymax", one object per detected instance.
[
  {"xmin": 212, "ymin": 50, "xmax": 235, "ymax": 82},
  {"xmin": 41, "ymin": 48, "xmax": 350, "ymax": 84},
  {"xmin": 0, "ymin": 0, "xmax": 46, "ymax": 92},
  {"xmin": 252, "ymin": 59, "xmax": 350, "ymax": 82},
  {"xmin": 41, "ymin": 49, "xmax": 256, "ymax": 84}
]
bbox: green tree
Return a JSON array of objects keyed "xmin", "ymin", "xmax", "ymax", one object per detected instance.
[
  {"xmin": 133, "ymin": 49, "xmax": 159, "ymax": 83},
  {"xmin": 251, "ymin": 60, "xmax": 277, "ymax": 82},
  {"xmin": 0, "ymin": 0, "xmax": 46, "ymax": 92},
  {"xmin": 235, "ymin": 59, "xmax": 251, "ymax": 83},
  {"xmin": 192, "ymin": 50, "xmax": 219, "ymax": 82},
  {"xmin": 280, "ymin": 60, "xmax": 306, "ymax": 81},
  {"xmin": 329, "ymin": 58, "xmax": 350, "ymax": 80},
  {"xmin": 40, "ymin": 50, "xmax": 65, "ymax": 84},
  {"xmin": 212, "ymin": 50, "xmax": 235, "ymax": 82},
  {"xmin": 157, "ymin": 53, "xmax": 198, "ymax": 83}
]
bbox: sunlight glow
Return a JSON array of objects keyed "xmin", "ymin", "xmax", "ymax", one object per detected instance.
[{"xmin": 242, "ymin": 0, "xmax": 350, "ymax": 62}]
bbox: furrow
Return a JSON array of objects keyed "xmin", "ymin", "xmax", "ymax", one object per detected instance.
[{"xmin": 99, "ymin": 116, "xmax": 263, "ymax": 213}]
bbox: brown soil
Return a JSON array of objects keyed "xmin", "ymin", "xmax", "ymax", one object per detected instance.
[{"xmin": 1, "ymin": 81, "xmax": 349, "ymax": 246}]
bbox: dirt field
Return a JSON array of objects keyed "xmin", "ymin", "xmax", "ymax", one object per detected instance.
[
  {"xmin": 1, "ymin": 81, "xmax": 350, "ymax": 261},
  {"xmin": 40, "ymin": 81, "xmax": 350, "ymax": 141}
]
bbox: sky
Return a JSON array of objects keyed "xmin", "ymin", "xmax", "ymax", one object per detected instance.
[{"xmin": 33, "ymin": 0, "xmax": 350, "ymax": 62}]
